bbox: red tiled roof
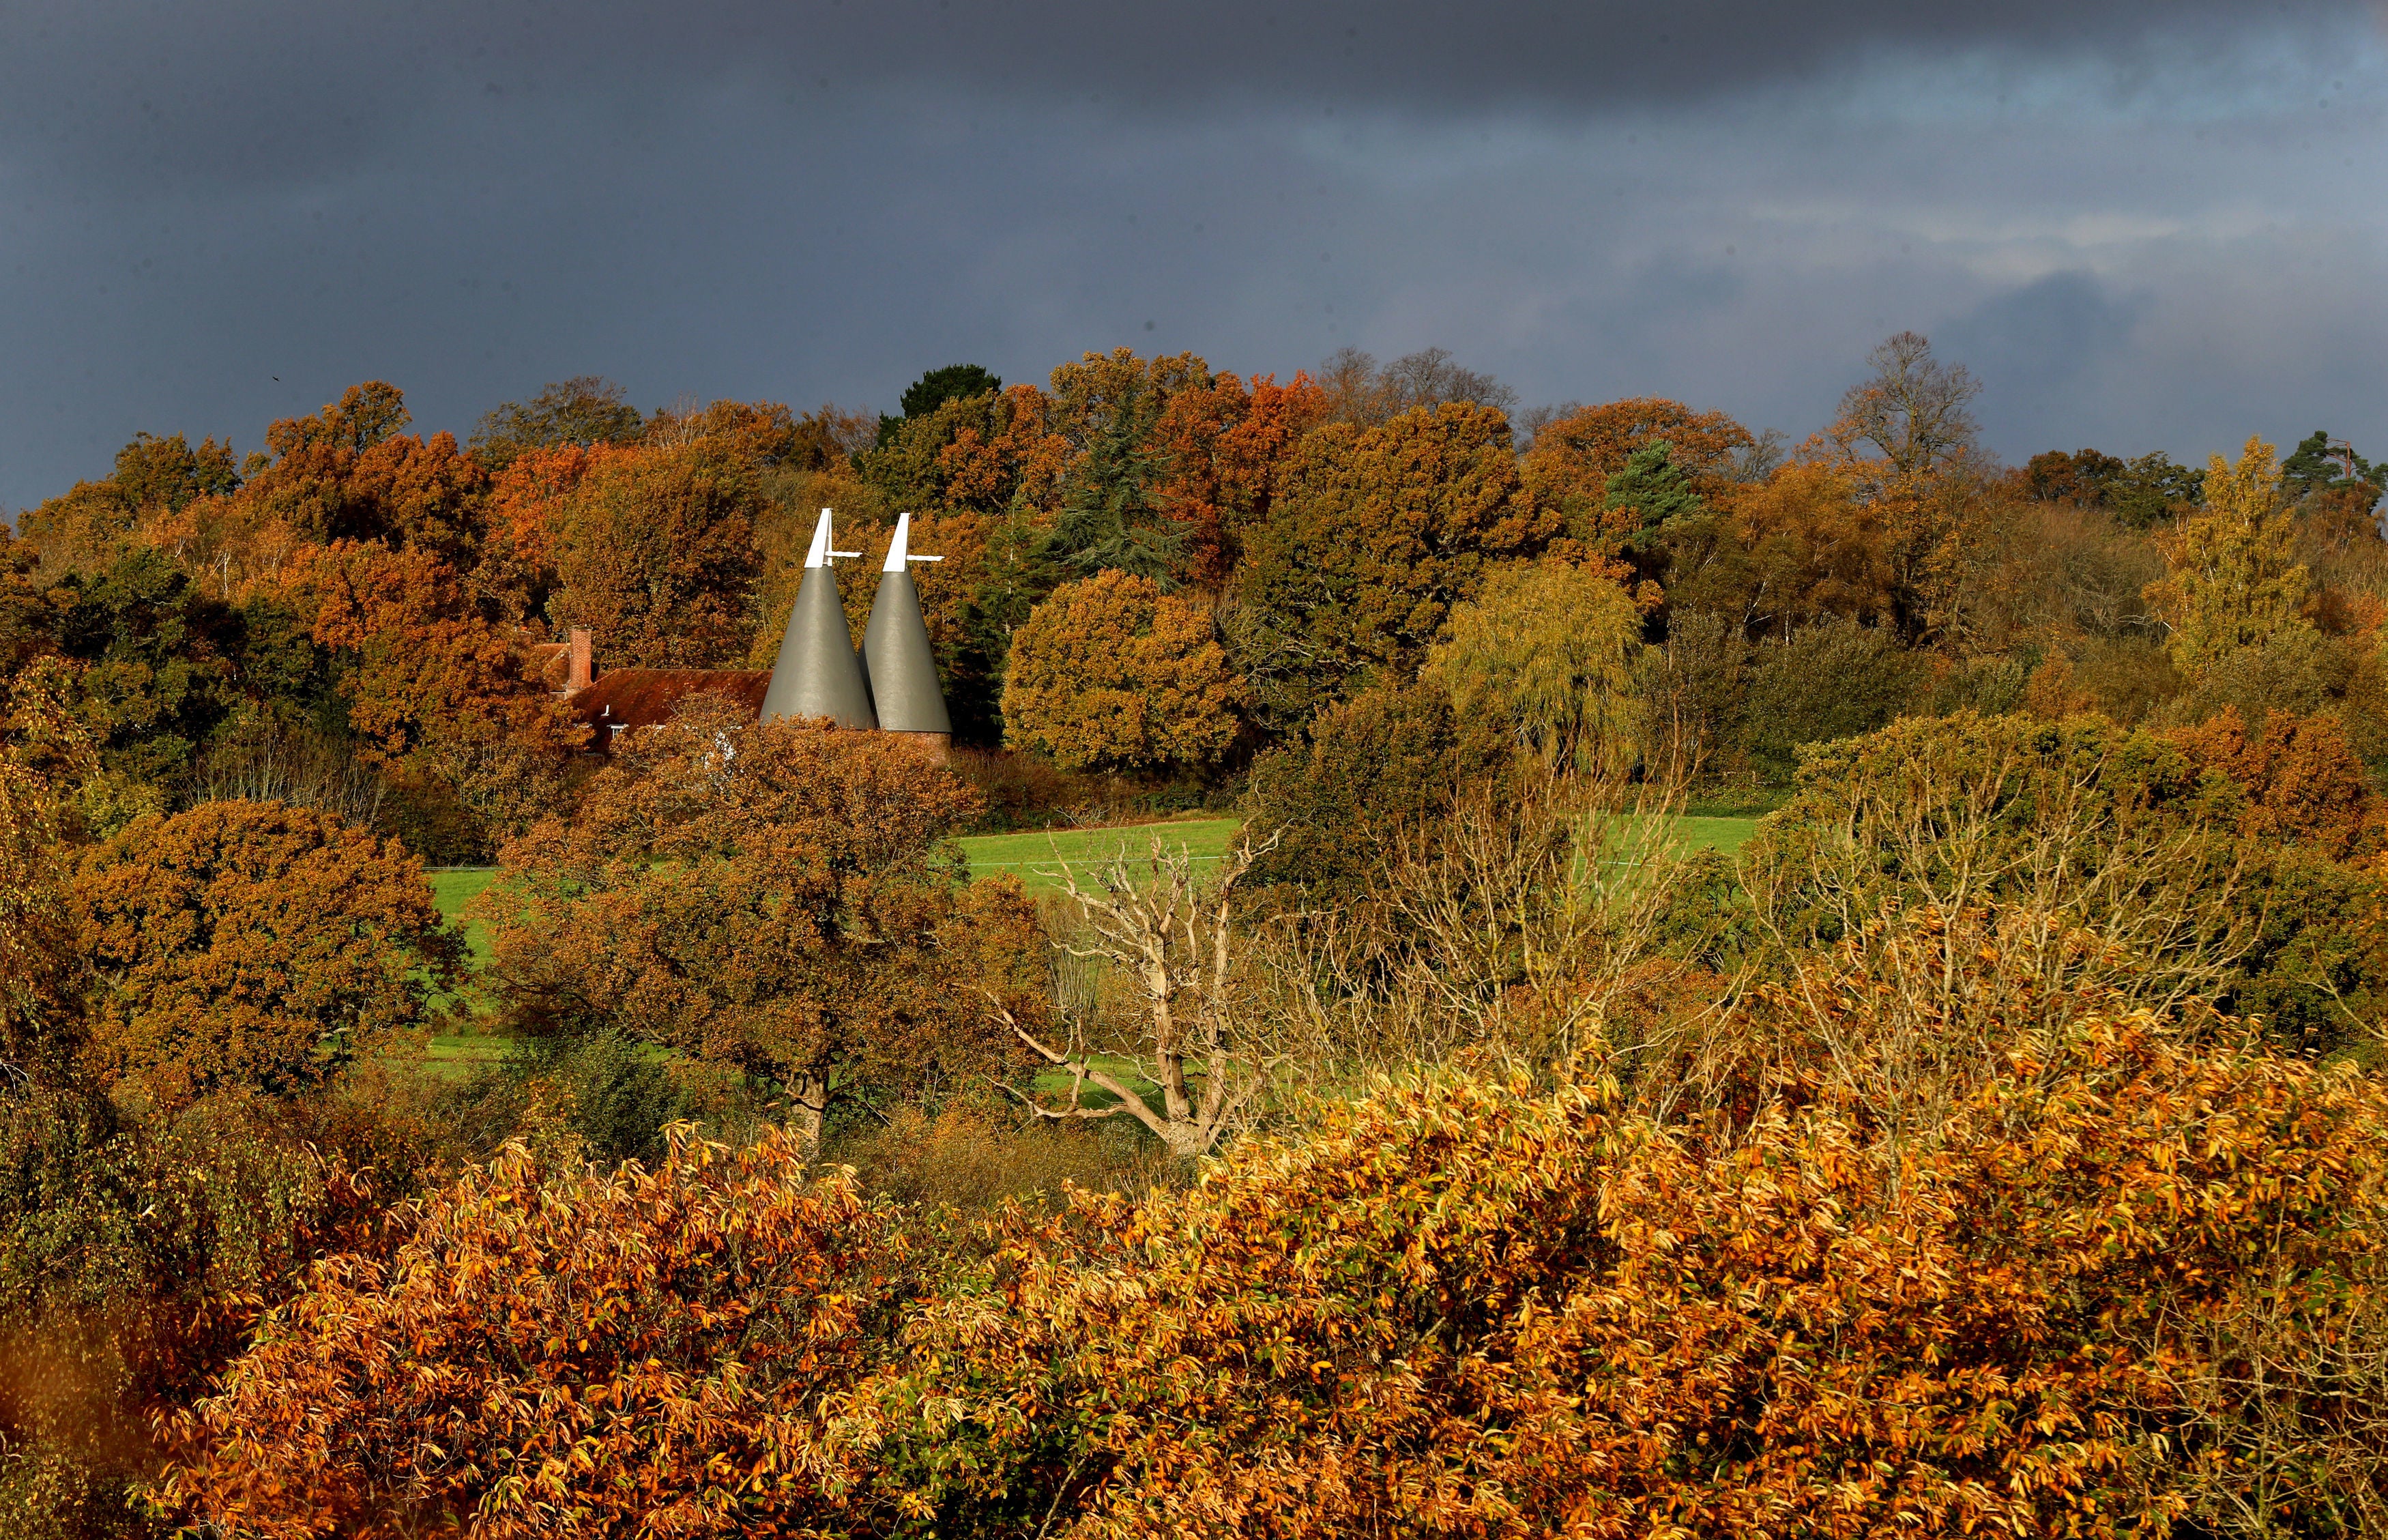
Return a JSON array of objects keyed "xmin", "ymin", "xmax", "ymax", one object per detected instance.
[{"xmin": 566, "ymin": 669, "xmax": 772, "ymax": 747}]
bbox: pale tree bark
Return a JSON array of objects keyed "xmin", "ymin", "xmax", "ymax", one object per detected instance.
[
  {"xmin": 989, "ymin": 830, "xmax": 1280, "ymax": 1160},
  {"xmin": 785, "ymin": 1071, "xmax": 830, "ymax": 1162}
]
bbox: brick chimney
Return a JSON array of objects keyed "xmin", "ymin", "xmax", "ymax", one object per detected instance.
[{"xmin": 566, "ymin": 628, "xmax": 594, "ymax": 693}]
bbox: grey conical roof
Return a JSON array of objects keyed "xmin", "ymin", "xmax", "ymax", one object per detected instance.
[
  {"xmin": 761, "ymin": 510, "xmax": 877, "ymax": 730},
  {"xmin": 861, "ymin": 511, "xmax": 952, "ymax": 736}
]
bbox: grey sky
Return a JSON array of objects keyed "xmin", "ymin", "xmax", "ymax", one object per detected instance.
[{"xmin": 3, "ymin": 1, "xmax": 2383, "ymax": 513}]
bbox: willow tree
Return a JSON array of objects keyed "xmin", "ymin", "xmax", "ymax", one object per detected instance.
[{"xmin": 1424, "ymin": 560, "xmax": 1650, "ymax": 776}]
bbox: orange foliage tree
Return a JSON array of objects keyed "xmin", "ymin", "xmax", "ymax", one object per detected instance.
[
  {"xmin": 1230, "ymin": 401, "xmax": 1556, "ymax": 732},
  {"xmin": 2167, "ymin": 706, "xmax": 2379, "ymax": 861},
  {"xmin": 477, "ymin": 439, "xmax": 598, "ymax": 622},
  {"xmin": 478, "ymin": 697, "xmax": 1049, "ymax": 1152},
  {"xmin": 1000, "ymin": 570, "xmax": 1242, "ymax": 772},
  {"xmin": 1524, "ymin": 396, "xmax": 1756, "ymax": 548},
  {"xmin": 70, "ymin": 800, "xmax": 459, "ymax": 1108},
  {"xmin": 201, "ymin": 382, "xmax": 489, "ymax": 568},
  {"xmin": 1661, "ymin": 459, "xmax": 1895, "ymax": 637},
  {"xmin": 549, "ymin": 441, "xmax": 766, "ymax": 667},
  {"xmin": 169, "ymin": 1127, "xmax": 920, "ymax": 1539},
  {"xmin": 280, "ymin": 539, "xmax": 587, "ymax": 847},
  {"xmin": 1145, "ymin": 369, "xmax": 1330, "ymax": 590}
]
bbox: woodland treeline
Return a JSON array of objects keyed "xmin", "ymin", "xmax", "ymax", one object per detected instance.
[
  {"xmin": 5, "ymin": 337, "xmax": 2388, "ymax": 1536},
  {"xmin": 7, "ymin": 336, "xmax": 2385, "ymax": 849}
]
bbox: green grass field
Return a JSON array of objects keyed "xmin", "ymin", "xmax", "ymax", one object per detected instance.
[
  {"xmin": 428, "ymin": 868, "xmax": 499, "ymax": 968},
  {"xmin": 961, "ymin": 817, "xmax": 1244, "ymax": 895},
  {"xmin": 418, "ymin": 811, "xmax": 1766, "ymax": 1070},
  {"xmin": 425, "ymin": 813, "xmax": 1759, "ymax": 946},
  {"xmin": 1671, "ymin": 814, "xmax": 1763, "ymax": 857}
]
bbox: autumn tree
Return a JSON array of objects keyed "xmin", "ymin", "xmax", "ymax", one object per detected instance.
[
  {"xmin": 1810, "ymin": 334, "xmax": 2003, "ymax": 644},
  {"xmin": 549, "ymin": 441, "xmax": 766, "ymax": 667},
  {"xmin": 1741, "ymin": 708, "xmax": 2388, "ymax": 1049},
  {"xmin": 1424, "ymin": 560, "xmax": 1649, "ymax": 774},
  {"xmin": 171, "ymin": 1127, "xmax": 920, "ymax": 1537},
  {"xmin": 223, "ymin": 383, "xmax": 489, "ymax": 563},
  {"xmin": 476, "ymin": 439, "xmax": 598, "ymax": 623},
  {"xmin": 272, "ymin": 538, "xmax": 583, "ymax": 856},
  {"xmin": 1522, "ymin": 396, "xmax": 1756, "ymax": 549},
  {"xmin": 18, "ymin": 431, "xmax": 245, "ymax": 577},
  {"xmin": 2145, "ymin": 435, "xmax": 2316, "ymax": 675},
  {"xmin": 1000, "ymin": 570, "xmax": 1242, "ymax": 772},
  {"xmin": 2165, "ymin": 706, "xmax": 2378, "ymax": 862},
  {"xmin": 0, "ymin": 663, "xmax": 94, "ymax": 1086},
  {"xmin": 468, "ymin": 375, "xmax": 645, "ymax": 473},
  {"xmin": 1659, "ymin": 460, "xmax": 1894, "ymax": 637},
  {"xmin": 1149, "ymin": 369, "xmax": 1330, "ymax": 587},
  {"xmin": 2025, "ymin": 446, "xmax": 2204, "ymax": 528},
  {"xmin": 1230, "ymin": 401, "xmax": 1556, "ymax": 733},
  {"xmin": 478, "ymin": 697, "xmax": 1050, "ymax": 1154},
  {"xmin": 70, "ymin": 800, "xmax": 459, "ymax": 1109},
  {"xmin": 0, "ymin": 527, "xmax": 59, "ymax": 685}
]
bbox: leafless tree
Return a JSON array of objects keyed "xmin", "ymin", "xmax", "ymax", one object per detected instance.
[
  {"xmin": 1315, "ymin": 346, "xmax": 1518, "ymax": 427},
  {"xmin": 186, "ymin": 715, "xmax": 388, "ymax": 831},
  {"xmin": 991, "ymin": 830, "xmax": 1283, "ymax": 1159},
  {"xmin": 1835, "ymin": 331, "xmax": 1981, "ymax": 477}
]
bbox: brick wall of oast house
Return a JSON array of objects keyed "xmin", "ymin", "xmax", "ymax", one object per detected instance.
[{"xmin": 566, "ymin": 669, "xmax": 773, "ymax": 752}]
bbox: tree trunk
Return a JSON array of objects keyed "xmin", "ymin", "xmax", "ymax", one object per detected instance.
[{"xmin": 787, "ymin": 1072, "xmax": 829, "ymax": 1162}]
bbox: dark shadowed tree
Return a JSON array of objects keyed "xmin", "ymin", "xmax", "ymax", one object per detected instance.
[
  {"xmin": 1229, "ymin": 401, "xmax": 1554, "ymax": 733},
  {"xmin": 877, "ymin": 363, "xmax": 1004, "ymax": 448},
  {"xmin": 2282, "ymin": 429, "xmax": 2384, "ymax": 514},
  {"xmin": 469, "ymin": 377, "xmax": 646, "ymax": 473}
]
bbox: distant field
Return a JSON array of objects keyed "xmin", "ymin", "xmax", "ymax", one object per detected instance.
[
  {"xmin": 425, "ymin": 813, "xmax": 1760, "ymax": 938},
  {"xmin": 962, "ymin": 817, "xmax": 1244, "ymax": 895},
  {"xmin": 428, "ymin": 869, "xmax": 499, "ymax": 968},
  {"xmin": 1671, "ymin": 814, "xmax": 1764, "ymax": 857},
  {"xmin": 416, "ymin": 812, "xmax": 1763, "ymax": 1075}
]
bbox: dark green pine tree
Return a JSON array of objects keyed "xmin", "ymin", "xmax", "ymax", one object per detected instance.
[
  {"xmin": 2282, "ymin": 429, "xmax": 2383, "ymax": 512},
  {"xmin": 1039, "ymin": 390, "xmax": 1184, "ymax": 587},
  {"xmin": 1601, "ymin": 439, "xmax": 1704, "ymax": 534}
]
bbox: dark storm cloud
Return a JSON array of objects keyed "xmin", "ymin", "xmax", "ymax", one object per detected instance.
[
  {"xmin": 0, "ymin": 0, "xmax": 2368, "ymax": 193},
  {"xmin": 1, "ymin": 1, "xmax": 2382, "ymax": 514}
]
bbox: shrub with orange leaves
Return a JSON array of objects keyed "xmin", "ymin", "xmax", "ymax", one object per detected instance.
[
  {"xmin": 851, "ymin": 922, "xmax": 2388, "ymax": 1539},
  {"xmin": 2164, "ymin": 705, "xmax": 2378, "ymax": 861},
  {"xmin": 166, "ymin": 907, "xmax": 2388, "ymax": 1538},
  {"xmin": 169, "ymin": 1125, "xmax": 923, "ymax": 1539}
]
